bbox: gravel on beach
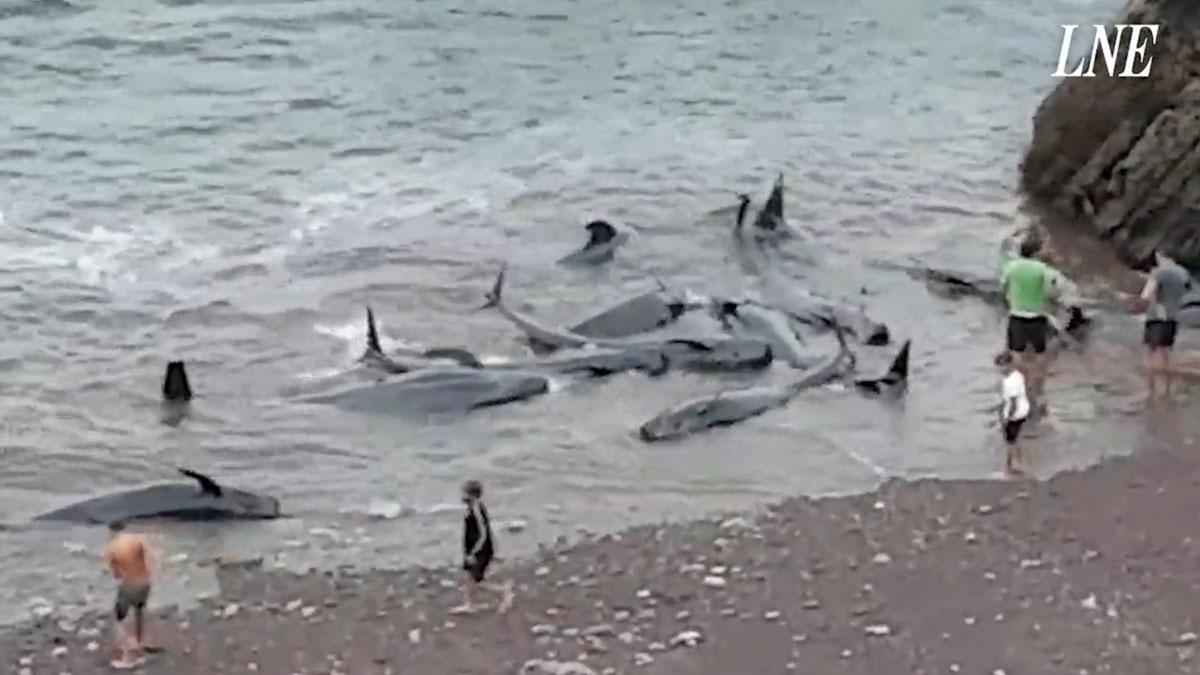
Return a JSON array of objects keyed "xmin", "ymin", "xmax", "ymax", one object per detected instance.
[{"xmin": 5, "ymin": 414, "xmax": 1200, "ymax": 675}]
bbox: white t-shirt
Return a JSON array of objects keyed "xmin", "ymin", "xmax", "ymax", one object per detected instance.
[{"xmin": 1001, "ymin": 370, "xmax": 1030, "ymax": 422}]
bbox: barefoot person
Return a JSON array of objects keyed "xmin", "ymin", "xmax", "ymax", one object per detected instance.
[
  {"xmin": 1000, "ymin": 235, "xmax": 1059, "ymax": 412},
  {"xmin": 998, "ymin": 354, "xmax": 1031, "ymax": 475},
  {"xmin": 450, "ymin": 480, "xmax": 513, "ymax": 615},
  {"xmin": 1120, "ymin": 249, "xmax": 1193, "ymax": 398},
  {"xmin": 101, "ymin": 521, "xmax": 158, "ymax": 668}
]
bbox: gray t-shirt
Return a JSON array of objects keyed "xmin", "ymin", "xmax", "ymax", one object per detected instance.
[{"xmin": 1147, "ymin": 261, "xmax": 1193, "ymax": 322}]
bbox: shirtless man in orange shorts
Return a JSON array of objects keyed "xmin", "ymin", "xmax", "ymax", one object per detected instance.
[{"xmin": 101, "ymin": 521, "xmax": 159, "ymax": 668}]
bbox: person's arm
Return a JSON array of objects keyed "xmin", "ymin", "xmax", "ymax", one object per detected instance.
[
  {"xmin": 1119, "ymin": 273, "xmax": 1155, "ymax": 313},
  {"xmin": 469, "ymin": 503, "xmax": 490, "ymax": 558},
  {"xmin": 101, "ymin": 545, "xmax": 119, "ymax": 578}
]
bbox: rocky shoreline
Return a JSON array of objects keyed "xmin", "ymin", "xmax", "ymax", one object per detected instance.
[
  {"xmin": 1022, "ymin": 0, "xmax": 1200, "ymax": 265},
  {"xmin": 4, "ymin": 406, "xmax": 1200, "ymax": 675}
]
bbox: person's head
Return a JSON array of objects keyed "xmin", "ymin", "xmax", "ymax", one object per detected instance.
[
  {"xmin": 1018, "ymin": 235, "xmax": 1042, "ymax": 259},
  {"xmin": 462, "ymin": 479, "xmax": 483, "ymax": 504},
  {"xmin": 108, "ymin": 520, "xmax": 126, "ymax": 537}
]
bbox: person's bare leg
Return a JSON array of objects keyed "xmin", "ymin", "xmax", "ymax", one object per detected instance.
[
  {"xmin": 133, "ymin": 606, "xmax": 144, "ymax": 652},
  {"xmin": 488, "ymin": 579, "xmax": 515, "ymax": 613},
  {"xmin": 1162, "ymin": 349, "xmax": 1174, "ymax": 398},
  {"xmin": 449, "ymin": 573, "xmax": 480, "ymax": 615}
]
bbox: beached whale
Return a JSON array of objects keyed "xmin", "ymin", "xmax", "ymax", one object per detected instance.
[
  {"xmin": 556, "ymin": 220, "xmax": 629, "ymax": 266},
  {"xmin": 523, "ymin": 287, "xmax": 695, "ymax": 354},
  {"xmin": 359, "ymin": 307, "xmax": 488, "ymax": 375},
  {"xmin": 34, "ymin": 468, "xmax": 281, "ymax": 524},
  {"xmin": 484, "ymin": 266, "xmax": 774, "ymax": 371},
  {"xmin": 854, "ymin": 340, "xmax": 911, "ymax": 397},
  {"xmin": 637, "ymin": 322, "xmax": 855, "ymax": 442},
  {"xmin": 897, "ymin": 264, "xmax": 1094, "ymax": 339},
  {"xmin": 302, "ymin": 366, "xmax": 550, "ymax": 416},
  {"xmin": 758, "ymin": 278, "xmax": 891, "ymax": 346},
  {"xmin": 712, "ymin": 299, "xmax": 819, "ymax": 368}
]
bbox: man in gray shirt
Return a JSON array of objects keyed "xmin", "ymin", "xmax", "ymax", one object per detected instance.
[{"xmin": 1122, "ymin": 250, "xmax": 1193, "ymax": 398}]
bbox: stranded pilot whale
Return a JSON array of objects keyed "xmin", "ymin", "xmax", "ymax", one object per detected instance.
[
  {"xmin": 854, "ymin": 339, "xmax": 911, "ymax": 397},
  {"xmin": 302, "ymin": 366, "xmax": 550, "ymax": 417},
  {"xmin": 34, "ymin": 468, "xmax": 282, "ymax": 524},
  {"xmin": 556, "ymin": 220, "xmax": 629, "ymax": 266},
  {"xmin": 360, "ymin": 307, "xmax": 484, "ymax": 374},
  {"xmin": 483, "ymin": 266, "xmax": 774, "ymax": 372},
  {"xmin": 637, "ymin": 321, "xmax": 855, "ymax": 442}
]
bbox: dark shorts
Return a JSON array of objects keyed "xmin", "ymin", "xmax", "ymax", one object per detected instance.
[
  {"xmin": 114, "ymin": 582, "xmax": 150, "ymax": 621},
  {"xmin": 1144, "ymin": 320, "xmax": 1178, "ymax": 349},
  {"xmin": 1007, "ymin": 316, "xmax": 1049, "ymax": 354},
  {"xmin": 463, "ymin": 551, "xmax": 493, "ymax": 583},
  {"xmin": 1003, "ymin": 419, "xmax": 1025, "ymax": 444}
]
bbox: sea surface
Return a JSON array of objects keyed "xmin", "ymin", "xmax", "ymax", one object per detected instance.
[{"xmin": 0, "ymin": 0, "xmax": 1147, "ymax": 626}]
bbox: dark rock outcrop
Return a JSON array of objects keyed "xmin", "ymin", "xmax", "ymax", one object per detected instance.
[{"xmin": 1022, "ymin": 0, "xmax": 1200, "ymax": 266}]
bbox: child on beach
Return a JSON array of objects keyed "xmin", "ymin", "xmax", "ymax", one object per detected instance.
[
  {"xmin": 998, "ymin": 354, "xmax": 1031, "ymax": 476},
  {"xmin": 449, "ymin": 480, "xmax": 513, "ymax": 615}
]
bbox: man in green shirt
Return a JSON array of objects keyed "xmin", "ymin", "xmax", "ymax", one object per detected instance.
[{"xmin": 1000, "ymin": 236, "xmax": 1058, "ymax": 408}]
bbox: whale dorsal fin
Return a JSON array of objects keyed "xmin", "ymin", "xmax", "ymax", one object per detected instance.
[
  {"xmin": 365, "ymin": 307, "xmax": 383, "ymax": 355},
  {"xmin": 162, "ymin": 361, "xmax": 192, "ymax": 402},
  {"xmin": 178, "ymin": 468, "xmax": 222, "ymax": 497}
]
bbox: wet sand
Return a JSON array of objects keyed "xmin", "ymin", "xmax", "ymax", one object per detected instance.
[{"xmin": 5, "ymin": 395, "xmax": 1200, "ymax": 675}]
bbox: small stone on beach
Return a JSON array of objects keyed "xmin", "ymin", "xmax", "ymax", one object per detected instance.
[
  {"xmin": 702, "ymin": 576, "xmax": 727, "ymax": 589},
  {"xmin": 865, "ymin": 624, "xmax": 891, "ymax": 637}
]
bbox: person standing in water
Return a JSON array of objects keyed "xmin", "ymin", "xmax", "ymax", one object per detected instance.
[
  {"xmin": 998, "ymin": 353, "xmax": 1032, "ymax": 476},
  {"xmin": 1000, "ymin": 235, "xmax": 1060, "ymax": 412},
  {"xmin": 449, "ymin": 480, "xmax": 513, "ymax": 615},
  {"xmin": 101, "ymin": 521, "xmax": 159, "ymax": 668},
  {"xmin": 1120, "ymin": 249, "xmax": 1193, "ymax": 399}
]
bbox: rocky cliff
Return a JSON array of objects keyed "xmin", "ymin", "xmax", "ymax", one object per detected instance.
[{"xmin": 1021, "ymin": 0, "xmax": 1200, "ymax": 266}]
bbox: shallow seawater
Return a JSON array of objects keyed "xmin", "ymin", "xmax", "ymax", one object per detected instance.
[{"xmin": 0, "ymin": 0, "xmax": 1149, "ymax": 625}]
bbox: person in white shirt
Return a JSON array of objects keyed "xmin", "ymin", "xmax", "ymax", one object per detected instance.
[{"xmin": 998, "ymin": 353, "xmax": 1031, "ymax": 476}]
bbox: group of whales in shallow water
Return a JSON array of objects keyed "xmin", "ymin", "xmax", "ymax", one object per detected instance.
[
  {"xmin": 29, "ymin": 173, "xmax": 1116, "ymax": 526},
  {"xmin": 309, "ymin": 173, "xmax": 906, "ymax": 432}
]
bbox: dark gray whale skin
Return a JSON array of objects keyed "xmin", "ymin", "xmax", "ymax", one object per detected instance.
[
  {"xmin": 556, "ymin": 220, "xmax": 629, "ymax": 266},
  {"xmin": 637, "ymin": 322, "xmax": 854, "ymax": 442},
  {"xmin": 302, "ymin": 366, "xmax": 550, "ymax": 416},
  {"xmin": 33, "ymin": 469, "xmax": 281, "ymax": 524},
  {"xmin": 360, "ymin": 307, "xmax": 482, "ymax": 375},
  {"xmin": 523, "ymin": 290, "xmax": 693, "ymax": 355},
  {"xmin": 854, "ymin": 339, "xmax": 911, "ymax": 397},
  {"xmin": 488, "ymin": 346, "xmax": 669, "ymax": 377}
]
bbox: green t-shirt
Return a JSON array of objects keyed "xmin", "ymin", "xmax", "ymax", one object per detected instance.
[{"xmin": 1000, "ymin": 257, "xmax": 1051, "ymax": 317}]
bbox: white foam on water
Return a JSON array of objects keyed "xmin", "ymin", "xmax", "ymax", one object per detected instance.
[
  {"xmin": 292, "ymin": 367, "xmax": 344, "ymax": 382},
  {"xmin": 312, "ymin": 316, "xmax": 420, "ymax": 360}
]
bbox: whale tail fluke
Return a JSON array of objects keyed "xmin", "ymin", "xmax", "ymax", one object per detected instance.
[
  {"xmin": 162, "ymin": 361, "xmax": 192, "ymax": 402},
  {"xmin": 754, "ymin": 173, "xmax": 784, "ymax": 231},
  {"xmin": 734, "ymin": 193, "xmax": 751, "ymax": 234},
  {"xmin": 480, "ymin": 264, "xmax": 508, "ymax": 310},
  {"xmin": 853, "ymin": 339, "xmax": 910, "ymax": 396}
]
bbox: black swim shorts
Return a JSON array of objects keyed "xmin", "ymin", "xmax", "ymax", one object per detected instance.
[
  {"xmin": 1144, "ymin": 320, "xmax": 1178, "ymax": 349},
  {"xmin": 463, "ymin": 552, "xmax": 493, "ymax": 583},
  {"xmin": 1007, "ymin": 316, "xmax": 1048, "ymax": 354},
  {"xmin": 1003, "ymin": 419, "xmax": 1024, "ymax": 444}
]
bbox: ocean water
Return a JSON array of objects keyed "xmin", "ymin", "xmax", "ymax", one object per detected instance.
[{"xmin": 0, "ymin": 0, "xmax": 1140, "ymax": 625}]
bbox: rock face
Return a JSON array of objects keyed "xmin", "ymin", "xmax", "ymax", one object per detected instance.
[{"xmin": 1022, "ymin": 0, "xmax": 1200, "ymax": 265}]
